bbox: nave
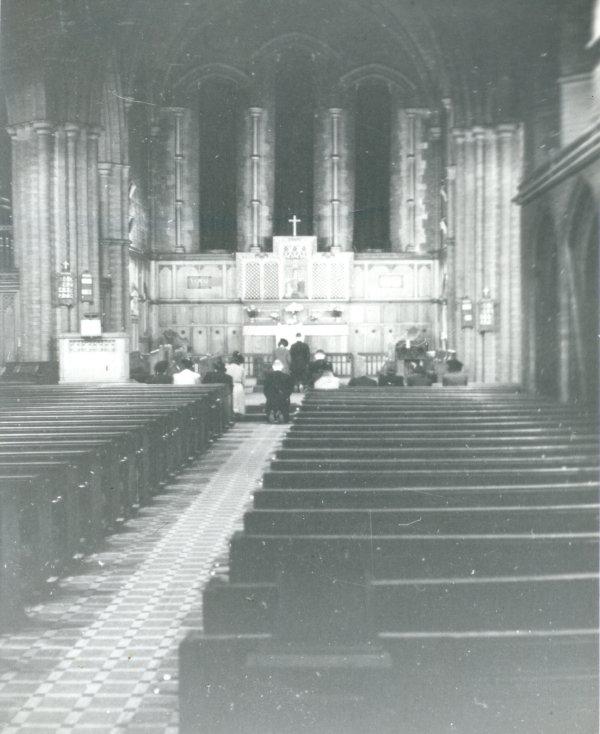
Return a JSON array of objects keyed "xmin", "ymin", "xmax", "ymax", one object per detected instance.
[{"xmin": 0, "ymin": 419, "xmax": 285, "ymax": 733}]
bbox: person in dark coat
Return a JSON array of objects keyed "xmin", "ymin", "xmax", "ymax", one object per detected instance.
[
  {"xmin": 377, "ymin": 358, "xmax": 404, "ymax": 387},
  {"xmin": 307, "ymin": 350, "xmax": 333, "ymax": 387},
  {"xmin": 289, "ymin": 333, "xmax": 311, "ymax": 391},
  {"xmin": 263, "ymin": 359, "xmax": 294, "ymax": 423},
  {"xmin": 203, "ymin": 357, "xmax": 233, "ymax": 392},
  {"xmin": 442, "ymin": 357, "xmax": 468, "ymax": 386},
  {"xmin": 406, "ymin": 364, "xmax": 433, "ymax": 387},
  {"xmin": 148, "ymin": 360, "xmax": 172, "ymax": 384},
  {"xmin": 348, "ymin": 374, "xmax": 378, "ymax": 387}
]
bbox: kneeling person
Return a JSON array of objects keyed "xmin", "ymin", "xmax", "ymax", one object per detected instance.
[{"xmin": 263, "ymin": 360, "xmax": 294, "ymax": 423}]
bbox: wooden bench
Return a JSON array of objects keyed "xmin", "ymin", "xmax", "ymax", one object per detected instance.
[
  {"xmin": 0, "ymin": 384, "xmax": 229, "ymax": 628},
  {"xmin": 180, "ymin": 387, "xmax": 599, "ymax": 733}
]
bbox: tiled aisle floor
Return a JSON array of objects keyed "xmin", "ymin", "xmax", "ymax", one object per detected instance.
[{"xmin": 0, "ymin": 424, "xmax": 286, "ymax": 734}]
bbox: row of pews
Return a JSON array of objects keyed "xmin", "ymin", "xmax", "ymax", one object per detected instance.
[
  {"xmin": 0, "ymin": 383, "xmax": 232, "ymax": 629},
  {"xmin": 180, "ymin": 386, "xmax": 599, "ymax": 734}
]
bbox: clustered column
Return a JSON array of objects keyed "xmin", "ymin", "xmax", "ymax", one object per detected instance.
[
  {"xmin": 8, "ymin": 120, "xmax": 105, "ymax": 359},
  {"xmin": 314, "ymin": 103, "xmax": 353, "ymax": 251},
  {"xmin": 249, "ymin": 107, "xmax": 262, "ymax": 249},
  {"xmin": 451, "ymin": 123, "xmax": 522, "ymax": 384},
  {"xmin": 173, "ymin": 108, "xmax": 185, "ymax": 253}
]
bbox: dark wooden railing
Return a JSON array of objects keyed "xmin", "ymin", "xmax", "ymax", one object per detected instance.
[
  {"xmin": 358, "ymin": 352, "xmax": 386, "ymax": 376},
  {"xmin": 328, "ymin": 352, "xmax": 353, "ymax": 377}
]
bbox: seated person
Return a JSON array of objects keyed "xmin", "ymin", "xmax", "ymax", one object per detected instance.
[
  {"xmin": 307, "ymin": 350, "xmax": 333, "ymax": 387},
  {"xmin": 313, "ymin": 368, "xmax": 340, "ymax": 390},
  {"xmin": 406, "ymin": 364, "xmax": 433, "ymax": 387},
  {"xmin": 130, "ymin": 366, "xmax": 150, "ymax": 383},
  {"xmin": 263, "ymin": 359, "xmax": 294, "ymax": 423},
  {"xmin": 173, "ymin": 358, "xmax": 201, "ymax": 385},
  {"xmin": 347, "ymin": 374, "xmax": 378, "ymax": 387},
  {"xmin": 203, "ymin": 357, "xmax": 233, "ymax": 392},
  {"xmin": 377, "ymin": 359, "xmax": 404, "ymax": 387},
  {"xmin": 148, "ymin": 360, "xmax": 172, "ymax": 384},
  {"xmin": 442, "ymin": 357, "xmax": 468, "ymax": 386}
]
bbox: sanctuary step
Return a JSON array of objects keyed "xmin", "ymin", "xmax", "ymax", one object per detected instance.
[{"xmin": 179, "ymin": 386, "xmax": 599, "ymax": 733}]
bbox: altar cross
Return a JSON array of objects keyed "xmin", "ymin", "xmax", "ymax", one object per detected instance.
[{"xmin": 288, "ymin": 214, "xmax": 301, "ymax": 237}]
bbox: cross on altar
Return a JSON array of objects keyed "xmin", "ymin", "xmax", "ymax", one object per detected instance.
[{"xmin": 288, "ymin": 215, "xmax": 301, "ymax": 237}]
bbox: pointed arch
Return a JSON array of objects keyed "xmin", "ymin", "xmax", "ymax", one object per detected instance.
[{"xmin": 340, "ymin": 64, "xmax": 416, "ymax": 96}]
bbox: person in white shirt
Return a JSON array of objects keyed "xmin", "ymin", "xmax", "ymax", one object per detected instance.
[
  {"xmin": 225, "ymin": 351, "xmax": 246, "ymax": 416},
  {"xmin": 173, "ymin": 358, "xmax": 201, "ymax": 385},
  {"xmin": 313, "ymin": 368, "xmax": 340, "ymax": 390}
]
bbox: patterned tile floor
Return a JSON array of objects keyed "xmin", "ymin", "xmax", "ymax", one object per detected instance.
[{"xmin": 0, "ymin": 424, "xmax": 286, "ymax": 733}]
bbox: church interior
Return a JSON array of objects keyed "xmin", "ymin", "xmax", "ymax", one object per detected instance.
[{"xmin": 0, "ymin": 1, "xmax": 598, "ymax": 732}]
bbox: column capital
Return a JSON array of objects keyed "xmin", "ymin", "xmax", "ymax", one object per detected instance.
[
  {"xmin": 32, "ymin": 121, "xmax": 54, "ymax": 135},
  {"xmin": 496, "ymin": 123, "xmax": 519, "ymax": 138},
  {"xmin": 98, "ymin": 162, "xmax": 112, "ymax": 176},
  {"xmin": 248, "ymin": 106, "xmax": 263, "ymax": 117},
  {"xmin": 64, "ymin": 122, "xmax": 80, "ymax": 138},
  {"xmin": 329, "ymin": 107, "xmax": 342, "ymax": 117},
  {"xmin": 164, "ymin": 106, "xmax": 186, "ymax": 117},
  {"xmin": 87, "ymin": 125, "xmax": 102, "ymax": 140},
  {"xmin": 6, "ymin": 122, "xmax": 33, "ymax": 138}
]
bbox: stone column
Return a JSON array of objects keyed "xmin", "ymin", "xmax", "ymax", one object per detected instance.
[
  {"xmin": 463, "ymin": 131, "xmax": 476, "ymax": 375},
  {"xmin": 33, "ymin": 122, "xmax": 53, "ymax": 359},
  {"xmin": 452, "ymin": 129, "xmax": 467, "ymax": 367},
  {"xmin": 473, "ymin": 127, "xmax": 485, "ymax": 381},
  {"xmin": 442, "ymin": 99, "xmax": 457, "ymax": 348},
  {"xmin": 98, "ymin": 162, "xmax": 112, "ymax": 328},
  {"xmin": 390, "ymin": 98, "xmax": 404, "ymax": 253},
  {"xmin": 173, "ymin": 108, "xmax": 185, "ymax": 253},
  {"xmin": 393, "ymin": 109, "xmax": 429, "ymax": 252},
  {"xmin": 53, "ymin": 127, "xmax": 69, "ymax": 336},
  {"xmin": 76, "ymin": 126, "xmax": 91, "ymax": 314},
  {"xmin": 87, "ymin": 127, "xmax": 102, "ymax": 316},
  {"xmin": 261, "ymin": 98, "xmax": 275, "ymax": 248},
  {"xmin": 148, "ymin": 122, "xmax": 161, "ymax": 252},
  {"xmin": 329, "ymin": 108, "xmax": 342, "ymax": 249},
  {"xmin": 249, "ymin": 107, "xmax": 262, "ymax": 249},
  {"xmin": 483, "ymin": 128, "xmax": 498, "ymax": 382},
  {"xmin": 314, "ymin": 104, "xmax": 353, "ymax": 251},
  {"xmin": 497, "ymin": 125, "xmax": 514, "ymax": 383},
  {"xmin": 65, "ymin": 124, "xmax": 80, "ymax": 329},
  {"xmin": 9, "ymin": 125, "xmax": 31, "ymax": 358}
]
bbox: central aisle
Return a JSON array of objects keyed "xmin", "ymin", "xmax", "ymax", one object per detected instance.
[{"xmin": 0, "ymin": 423, "xmax": 286, "ymax": 734}]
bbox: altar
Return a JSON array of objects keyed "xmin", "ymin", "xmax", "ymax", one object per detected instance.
[{"xmin": 151, "ymin": 230, "xmax": 441, "ymax": 362}]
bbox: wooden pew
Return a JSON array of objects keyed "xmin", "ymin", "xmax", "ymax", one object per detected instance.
[
  {"xmin": 180, "ymin": 387, "xmax": 599, "ymax": 733},
  {"xmin": 0, "ymin": 383, "xmax": 229, "ymax": 628}
]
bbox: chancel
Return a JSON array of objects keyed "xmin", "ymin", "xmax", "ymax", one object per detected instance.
[{"xmin": 0, "ymin": 1, "xmax": 598, "ymax": 732}]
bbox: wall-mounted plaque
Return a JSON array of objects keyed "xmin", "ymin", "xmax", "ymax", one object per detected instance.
[{"xmin": 187, "ymin": 275, "xmax": 212, "ymax": 289}]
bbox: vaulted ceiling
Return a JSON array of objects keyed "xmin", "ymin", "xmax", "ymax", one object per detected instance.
[{"xmin": 2, "ymin": 0, "xmax": 562, "ymax": 126}]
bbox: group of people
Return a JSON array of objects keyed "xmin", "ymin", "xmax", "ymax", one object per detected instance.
[
  {"xmin": 144, "ymin": 353, "xmax": 247, "ymax": 415},
  {"xmin": 367, "ymin": 353, "xmax": 467, "ymax": 387},
  {"xmin": 137, "ymin": 339, "xmax": 468, "ymax": 427},
  {"xmin": 263, "ymin": 335, "xmax": 341, "ymax": 423}
]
